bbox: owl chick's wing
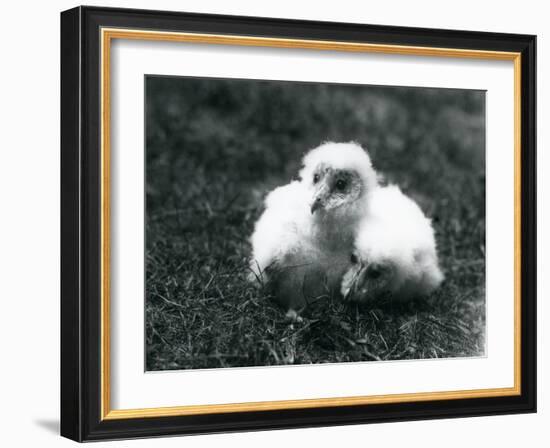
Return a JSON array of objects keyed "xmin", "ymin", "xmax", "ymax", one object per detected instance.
[{"xmin": 249, "ymin": 180, "xmax": 310, "ymax": 282}]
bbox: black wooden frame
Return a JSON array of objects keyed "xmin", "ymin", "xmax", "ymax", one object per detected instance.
[{"xmin": 60, "ymin": 5, "xmax": 536, "ymax": 442}]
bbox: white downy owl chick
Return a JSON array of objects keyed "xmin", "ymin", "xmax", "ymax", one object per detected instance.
[
  {"xmin": 341, "ymin": 185, "xmax": 444, "ymax": 303},
  {"xmin": 249, "ymin": 142, "xmax": 378, "ymax": 314}
]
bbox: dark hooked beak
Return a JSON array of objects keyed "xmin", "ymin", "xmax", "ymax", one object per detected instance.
[{"xmin": 310, "ymin": 198, "xmax": 323, "ymax": 214}]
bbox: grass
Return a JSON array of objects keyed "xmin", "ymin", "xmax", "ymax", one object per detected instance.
[{"xmin": 145, "ymin": 76, "xmax": 486, "ymax": 371}]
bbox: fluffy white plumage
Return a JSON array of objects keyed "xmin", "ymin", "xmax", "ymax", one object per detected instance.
[
  {"xmin": 250, "ymin": 142, "xmax": 373, "ymax": 311},
  {"xmin": 249, "ymin": 141, "xmax": 443, "ymax": 312},
  {"xmin": 298, "ymin": 141, "xmax": 378, "ymax": 194},
  {"xmin": 340, "ymin": 185, "xmax": 444, "ymax": 302}
]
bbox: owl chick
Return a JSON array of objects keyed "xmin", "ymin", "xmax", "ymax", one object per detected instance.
[
  {"xmin": 249, "ymin": 142, "xmax": 378, "ymax": 314},
  {"xmin": 341, "ymin": 185, "xmax": 444, "ymax": 303}
]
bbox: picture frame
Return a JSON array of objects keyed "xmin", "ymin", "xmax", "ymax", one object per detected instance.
[{"xmin": 60, "ymin": 5, "xmax": 536, "ymax": 442}]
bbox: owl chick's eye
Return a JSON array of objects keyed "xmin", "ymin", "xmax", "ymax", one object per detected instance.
[
  {"xmin": 367, "ymin": 265, "xmax": 382, "ymax": 279},
  {"xmin": 350, "ymin": 253, "xmax": 358, "ymax": 264},
  {"xmin": 336, "ymin": 179, "xmax": 347, "ymax": 190},
  {"xmin": 313, "ymin": 173, "xmax": 320, "ymax": 184}
]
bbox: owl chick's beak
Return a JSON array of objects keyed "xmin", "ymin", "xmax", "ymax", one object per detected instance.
[
  {"xmin": 311, "ymin": 182, "xmax": 330, "ymax": 214},
  {"xmin": 310, "ymin": 198, "xmax": 323, "ymax": 214},
  {"xmin": 342, "ymin": 262, "xmax": 365, "ymax": 300}
]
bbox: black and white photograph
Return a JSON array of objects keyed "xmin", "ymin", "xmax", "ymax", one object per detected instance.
[
  {"xmin": 145, "ymin": 76, "xmax": 486, "ymax": 371},
  {"xmin": 54, "ymin": 4, "xmax": 537, "ymax": 443}
]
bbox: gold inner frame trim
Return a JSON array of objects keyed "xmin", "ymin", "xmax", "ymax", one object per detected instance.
[{"xmin": 100, "ymin": 27, "xmax": 522, "ymax": 421}]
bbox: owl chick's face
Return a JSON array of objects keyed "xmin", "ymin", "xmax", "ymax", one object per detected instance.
[
  {"xmin": 341, "ymin": 254, "xmax": 394, "ymax": 303},
  {"xmin": 309, "ymin": 164, "xmax": 363, "ymax": 214}
]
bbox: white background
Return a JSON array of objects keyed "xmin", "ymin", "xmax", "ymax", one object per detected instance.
[{"xmin": 0, "ymin": 0, "xmax": 546, "ymax": 447}]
